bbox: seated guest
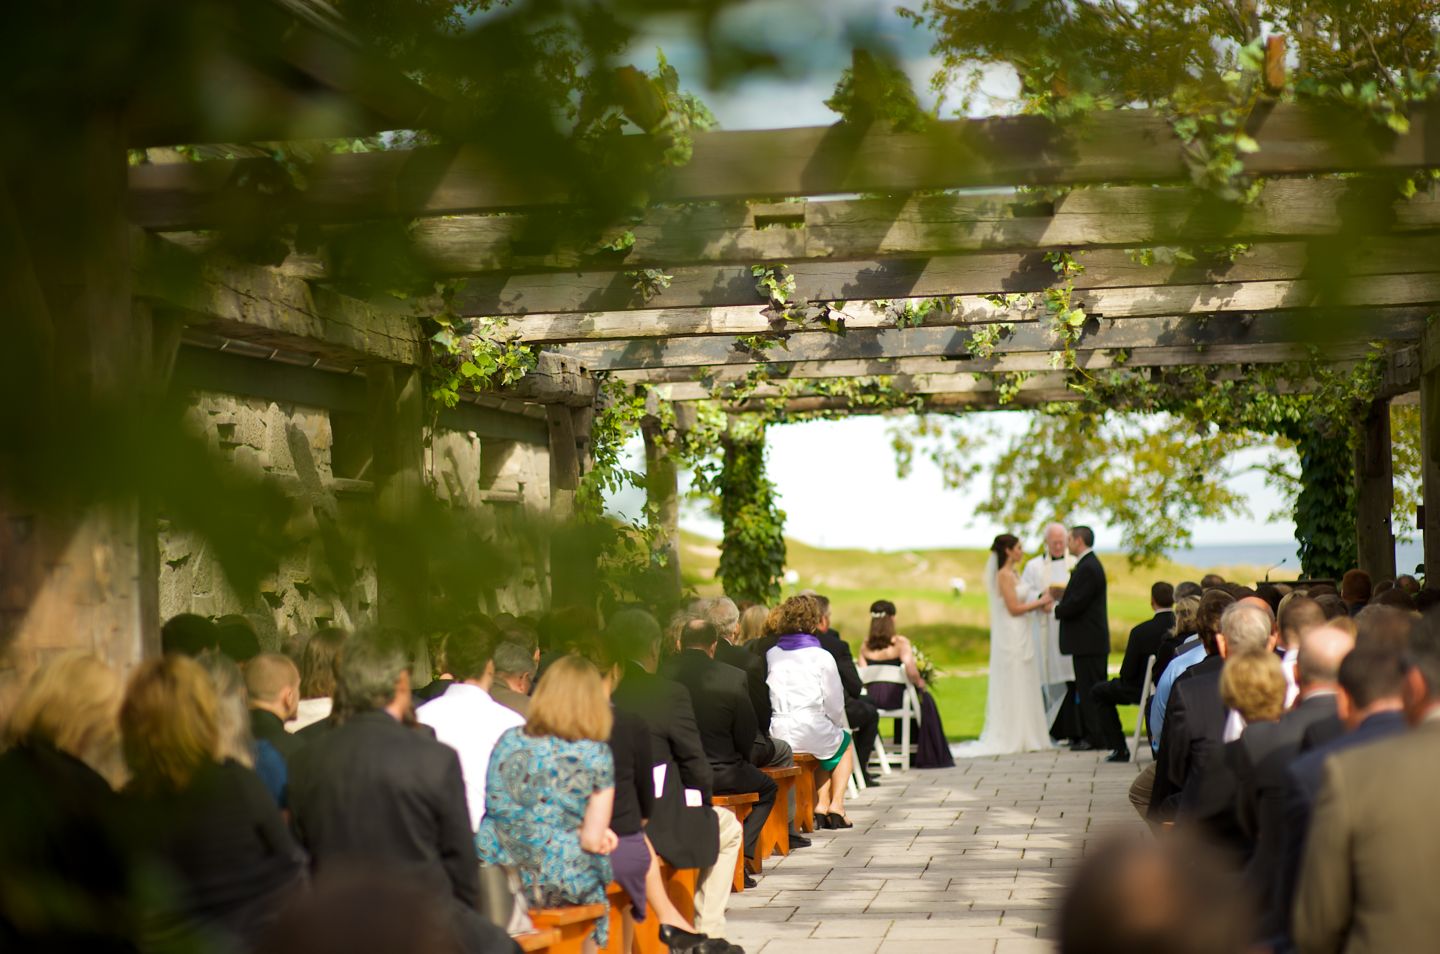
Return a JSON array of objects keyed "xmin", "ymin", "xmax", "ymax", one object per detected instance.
[
  {"xmin": 1294, "ymin": 613, "xmax": 1440, "ymax": 954},
  {"xmin": 1397, "ymin": 573, "xmax": 1421, "ymax": 595},
  {"xmin": 478, "ymin": 655, "xmax": 617, "ymax": 950},
  {"xmin": 0, "ymin": 653, "xmax": 131, "ymax": 952},
  {"xmin": 414, "ymin": 628, "xmax": 457, "ymax": 704},
  {"xmin": 664, "ymin": 618, "xmax": 778, "ymax": 872},
  {"xmin": 1200, "ymin": 572, "xmax": 1227, "ymax": 589},
  {"xmin": 489, "ymin": 640, "xmax": 536, "ymax": 717},
  {"xmin": 161, "ymin": 613, "xmax": 219, "ymax": 657},
  {"xmin": 707, "ymin": 597, "xmax": 784, "ymax": 763},
  {"xmin": 1340, "ymin": 568, "xmax": 1372, "ymax": 616},
  {"xmin": 196, "ymin": 650, "xmax": 287, "ymax": 806},
  {"xmin": 1271, "ymin": 643, "xmax": 1409, "ymax": 951},
  {"xmin": 122, "ymin": 655, "xmax": 302, "ymax": 953},
  {"xmin": 215, "ymin": 614, "xmax": 262, "ymax": 664},
  {"xmin": 738, "ymin": 605, "xmax": 768, "ymax": 646},
  {"xmin": 261, "ymin": 870, "xmax": 473, "ymax": 954},
  {"xmin": 1151, "ymin": 593, "xmax": 1200, "ymax": 685},
  {"xmin": 607, "ymin": 609, "xmax": 739, "ymax": 937},
  {"xmin": 1177, "ymin": 650, "xmax": 1286, "ymax": 860},
  {"xmin": 288, "ymin": 632, "xmax": 511, "ymax": 954},
  {"xmin": 810, "ymin": 593, "xmax": 883, "ymax": 785},
  {"xmin": 1372, "ymin": 587, "xmax": 1418, "ymax": 612},
  {"xmin": 1235, "ymin": 623, "xmax": 1352, "ymax": 934},
  {"xmin": 1150, "ymin": 599, "xmax": 1271, "ymax": 820},
  {"xmin": 767, "ymin": 594, "xmax": 856, "ymax": 827},
  {"xmin": 246, "ymin": 652, "xmax": 305, "ymax": 767},
  {"xmin": 416, "ymin": 624, "xmax": 525, "ymax": 831},
  {"xmin": 1093, "ymin": 582, "xmax": 1175, "ymax": 763},
  {"xmin": 1313, "ymin": 592, "xmax": 1349, "ymax": 620},
  {"xmin": 1277, "ymin": 597, "xmax": 1326, "ymax": 708},
  {"xmin": 1149, "ymin": 589, "xmax": 1235, "ymax": 757},
  {"xmin": 292, "ymin": 627, "xmax": 347, "ymax": 732},
  {"xmin": 859, "ymin": 600, "xmax": 953, "ymax": 768}
]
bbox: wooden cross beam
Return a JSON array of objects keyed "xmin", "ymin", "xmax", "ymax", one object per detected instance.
[
  {"xmin": 128, "ymin": 100, "xmax": 1440, "ymax": 228},
  {"xmin": 552, "ymin": 308, "xmax": 1427, "ymax": 372}
]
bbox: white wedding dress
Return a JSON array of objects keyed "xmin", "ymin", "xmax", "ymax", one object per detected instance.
[{"xmin": 952, "ymin": 554, "xmax": 1056, "ymax": 757}]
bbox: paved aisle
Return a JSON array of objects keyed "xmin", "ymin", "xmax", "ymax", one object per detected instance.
[{"xmin": 726, "ymin": 751, "xmax": 1140, "ymax": 954}]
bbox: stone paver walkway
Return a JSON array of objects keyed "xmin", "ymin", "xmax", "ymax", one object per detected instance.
[{"xmin": 726, "ymin": 750, "xmax": 1141, "ymax": 954}]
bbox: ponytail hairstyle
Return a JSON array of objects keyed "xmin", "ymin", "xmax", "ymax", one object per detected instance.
[
  {"xmin": 990, "ymin": 533, "xmax": 1020, "ymax": 567},
  {"xmin": 866, "ymin": 600, "xmax": 897, "ymax": 652}
]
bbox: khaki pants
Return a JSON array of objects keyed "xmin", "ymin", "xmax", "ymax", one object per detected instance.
[
  {"xmin": 694, "ymin": 805, "xmax": 743, "ymax": 937},
  {"xmin": 1129, "ymin": 762, "xmax": 1162, "ymax": 833}
]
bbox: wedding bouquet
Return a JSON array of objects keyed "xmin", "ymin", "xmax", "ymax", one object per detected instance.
[{"xmin": 913, "ymin": 645, "xmax": 939, "ymax": 688}]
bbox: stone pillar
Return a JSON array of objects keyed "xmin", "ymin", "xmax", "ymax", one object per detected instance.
[{"xmin": 1354, "ymin": 398, "xmax": 1395, "ymax": 580}]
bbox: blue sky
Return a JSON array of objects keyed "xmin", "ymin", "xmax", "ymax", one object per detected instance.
[{"xmin": 603, "ymin": 0, "xmax": 1295, "ymax": 552}]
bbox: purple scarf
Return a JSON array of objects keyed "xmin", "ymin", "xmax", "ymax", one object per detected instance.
[{"xmin": 776, "ymin": 632, "xmax": 821, "ymax": 651}]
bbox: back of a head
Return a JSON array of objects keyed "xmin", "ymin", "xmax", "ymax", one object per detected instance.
[
  {"xmin": 1196, "ymin": 589, "xmax": 1236, "ymax": 650},
  {"xmin": 1279, "ymin": 596, "xmax": 1325, "ymax": 649},
  {"xmin": 1151, "ymin": 581, "xmax": 1175, "ymax": 609},
  {"xmin": 1171, "ymin": 595, "xmax": 1201, "ymax": 639},
  {"xmin": 1254, "ymin": 583, "xmax": 1283, "ymax": 615},
  {"xmin": 301, "ymin": 627, "xmax": 349, "ymax": 700},
  {"xmin": 4, "ymin": 652, "xmax": 123, "ymax": 780},
  {"xmin": 1174, "ymin": 581, "xmax": 1202, "ymax": 602},
  {"xmin": 1339, "ymin": 644, "xmax": 1408, "ymax": 709},
  {"xmin": 215, "ymin": 614, "xmax": 262, "ymax": 663},
  {"xmin": 737, "ymin": 605, "xmax": 769, "ymax": 645},
  {"xmin": 444, "ymin": 624, "xmax": 499, "ymax": 682},
  {"xmin": 866, "ymin": 599, "xmax": 897, "ymax": 649},
  {"xmin": 1200, "ymin": 573, "xmax": 1227, "ymax": 589},
  {"xmin": 500, "ymin": 622, "xmax": 540, "ymax": 655},
  {"xmin": 121, "ymin": 654, "xmax": 221, "ymax": 792},
  {"xmin": 1407, "ymin": 610, "xmax": 1440, "ymax": 701},
  {"xmin": 1353, "ymin": 604, "xmax": 1415, "ymax": 653},
  {"xmin": 1314, "ymin": 593, "xmax": 1349, "ymax": 620},
  {"xmin": 1070, "ymin": 525, "xmax": 1095, "ymax": 548},
  {"xmin": 1372, "ymin": 588, "xmax": 1417, "ymax": 612},
  {"xmin": 527, "ymin": 654, "xmax": 613, "ymax": 742},
  {"xmin": 773, "ymin": 594, "xmax": 823, "ymax": 637},
  {"xmin": 1218, "ymin": 601, "xmax": 1272, "ymax": 656},
  {"xmin": 606, "ymin": 608, "xmax": 662, "ymax": 663},
  {"xmin": 1059, "ymin": 835, "xmax": 1252, "ymax": 954},
  {"xmin": 1341, "ymin": 568, "xmax": 1373, "ymax": 604},
  {"xmin": 493, "ymin": 640, "xmax": 537, "ymax": 678},
  {"xmin": 1397, "ymin": 574, "xmax": 1421, "ymax": 595},
  {"xmin": 246, "ymin": 652, "xmax": 300, "ymax": 705},
  {"xmin": 195, "ymin": 650, "xmax": 255, "ymax": 768},
  {"xmin": 680, "ymin": 618, "xmax": 719, "ymax": 651},
  {"xmin": 162, "ymin": 613, "xmax": 219, "ymax": 657},
  {"xmin": 1220, "ymin": 652, "xmax": 1286, "ymax": 723},
  {"xmin": 1297, "ymin": 625, "xmax": 1357, "ymax": 688},
  {"xmin": 1416, "ymin": 588, "xmax": 1440, "ymax": 613},
  {"xmin": 704, "ymin": 597, "xmax": 741, "ymax": 637},
  {"xmin": 337, "ymin": 631, "xmax": 410, "ymax": 714}
]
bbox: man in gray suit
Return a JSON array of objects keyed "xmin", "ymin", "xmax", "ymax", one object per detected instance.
[{"xmin": 1294, "ymin": 612, "xmax": 1440, "ymax": 954}]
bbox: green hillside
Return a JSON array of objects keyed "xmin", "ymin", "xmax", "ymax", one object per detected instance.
[{"xmin": 678, "ymin": 530, "xmax": 1267, "ymax": 741}]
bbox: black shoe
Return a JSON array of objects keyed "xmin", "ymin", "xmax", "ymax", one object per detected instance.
[
  {"xmin": 696, "ymin": 941, "xmax": 743, "ymax": 954},
  {"xmin": 742, "ymin": 873, "xmax": 757, "ymax": 889},
  {"xmin": 862, "ymin": 774, "xmax": 882, "ymax": 787},
  {"xmin": 659, "ymin": 925, "xmax": 709, "ymax": 951},
  {"xmin": 813, "ymin": 813, "xmax": 833, "ymax": 830},
  {"xmin": 825, "ymin": 812, "xmax": 854, "ymax": 829},
  {"xmin": 1070, "ymin": 740, "xmax": 1099, "ymax": 752},
  {"xmin": 1105, "ymin": 748, "xmax": 1131, "ymax": 763},
  {"xmin": 789, "ymin": 832, "xmax": 812, "ymax": 848}
]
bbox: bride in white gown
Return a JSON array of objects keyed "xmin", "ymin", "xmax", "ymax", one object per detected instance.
[{"xmin": 954, "ymin": 533, "xmax": 1058, "ymax": 757}]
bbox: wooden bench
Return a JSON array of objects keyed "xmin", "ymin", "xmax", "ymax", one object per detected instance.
[
  {"xmin": 659, "ymin": 862, "xmax": 698, "ymax": 924},
  {"xmin": 791, "ymin": 753, "xmax": 819, "ymax": 833},
  {"xmin": 758, "ymin": 765, "xmax": 802, "ymax": 862},
  {"xmin": 516, "ymin": 929, "xmax": 562, "ymax": 953},
  {"xmin": 711, "ymin": 791, "xmax": 759, "ymax": 892},
  {"xmin": 529, "ymin": 904, "xmax": 608, "ymax": 954}
]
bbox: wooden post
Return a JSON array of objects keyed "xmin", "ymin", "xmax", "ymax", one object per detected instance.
[
  {"xmin": 641, "ymin": 398, "xmax": 685, "ymax": 595},
  {"xmin": 367, "ymin": 365, "xmax": 427, "ymax": 631},
  {"xmin": 547, "ymin": 404, "xmax": 598, "ymax": 610},
  {"xmin": 1423, "ymin": 360, "xmax": 1440, "ymax": 582},
  {"xmin": 1354, "ymin": 398, "xmax": 1396, "ymax": 580}
]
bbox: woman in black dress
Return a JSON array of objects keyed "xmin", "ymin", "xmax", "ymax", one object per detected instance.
[{"xmin": 859, "ymin": 600, "xmax": 954, "ymax": 769}]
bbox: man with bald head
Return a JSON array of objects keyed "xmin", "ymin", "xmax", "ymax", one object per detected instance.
[
  {"xmin": 1235, "ymin": 622, "xmax": 1353, "ymax": 923},
  {"xmin": 247, "ymin": 652, "xmax": 305, "ymax": 763}
]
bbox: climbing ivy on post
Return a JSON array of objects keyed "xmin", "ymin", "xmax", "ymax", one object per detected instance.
[
  {"xmin": 716, "ymin": 423, "xmax": 787, "ymax": 606},
  {"xmin": 1292, "ymin": 428, "xmax": 1358, "ymax": 581}
]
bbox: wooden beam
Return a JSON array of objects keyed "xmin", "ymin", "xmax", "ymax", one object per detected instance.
[
  {"xmin": 619, "ymin": 342, "xmax": 1380, "ymax": 387},
  {"xmin": 1423, "ymin": 356, "xmax": 1440, "ymax": 581},
  {"xmin": 500, "ymin": 273, "xmax": 1440, "ymax": 344},
  {"xmin": 554, "ymin": 308, "xmax": 1427, "ymax": 372},
  {"xmin": 439, "ymin": 236, "xmax": 1440, "ymax": 316},
  {"xmin": 724, "ymin": 392, "xmax": 1081, "ymax": 414},
  {"xmin": 128, "ymin": 99, "xmax": 1440, "ymax": 227},
  {"xmin": 1354, "ymin": 398, "xmax": 1396, "ymax": 579}
]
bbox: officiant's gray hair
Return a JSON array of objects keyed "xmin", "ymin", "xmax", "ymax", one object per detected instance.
[{"xmin": 1044, "ymin": 522, "xmax": 1067, "ymax": 538}]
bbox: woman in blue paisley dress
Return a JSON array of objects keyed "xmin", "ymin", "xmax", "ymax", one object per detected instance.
[{"xmin": 477, "ymin": 654, "xmax": 617, "ymax": 949}]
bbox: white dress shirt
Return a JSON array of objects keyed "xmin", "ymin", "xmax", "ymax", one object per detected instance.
[
  {"xmin": 765, "ymin": 645, "xmax": 847, "ymax": 759},
  {"xmin": 289, "ymin": 696, "xmax": 332, "ymax": 733},
  {"xmin": 417, "ymin": 682, "xmax": 525, "ymax": 830}
]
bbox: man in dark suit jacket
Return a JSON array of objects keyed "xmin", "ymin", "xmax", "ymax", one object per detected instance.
[
  {"xmin": 1053, "ymin": 526, "xmax": 1110, "ymax": 750},
  {"xmin": 287, "ymin": 635, "xmax": 515, "ymax": 954},
  {"xmin": 1092, "ymin": 583, "xmax": 1175, "ymax": 762},
  {"xmin": 664, "ymin": 619, "xmax": 777, "ymax": 868},
  {"xmin": 1234, "ymin": 623, "xmax": 1352, "ymax": 942},
  {"xmin": 245, "ymin": 652, "xmax": 306, "ymax": 762},
  {"xmin": 1269, "ymin": 643, "xmax": 1408, "ymax": 951},
  {"xmin": 1149, "ymin": 600, "xmax": 1273, "ymax": 820}
]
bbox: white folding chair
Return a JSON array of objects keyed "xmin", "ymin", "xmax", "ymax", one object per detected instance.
[
  {"xmin": 861, "ymin": 666, "xmax": 921, "ymax": 772},
  {"xmin": 1129, "ymin": 654, "xmax": 1157, "ymax": 768}
]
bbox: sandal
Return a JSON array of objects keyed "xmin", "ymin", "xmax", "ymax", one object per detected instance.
[{"xmin": 825, "ymin": 812, "xmax": 853, "ymax": 829}]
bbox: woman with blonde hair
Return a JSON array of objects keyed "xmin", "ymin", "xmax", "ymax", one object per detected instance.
[
  {"xmin": 478, "ymin": 654, "xmax": 617, "ymax": 950},
  {"xmin": 122, "ymin": 654, "xmax": 301, "ymax": 952},
  {"xmin": 0, "ymin": 653, "xmax": 132, "ymax": 949},
  {"xmin": 737, "ymin": 604, "xmax": 769, "ymax": 646},
  {"xmin": 765, "ymin": 594, "xmax": 855, "ymax": 829}
]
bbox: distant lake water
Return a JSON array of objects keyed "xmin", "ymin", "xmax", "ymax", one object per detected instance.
[{"xmin": 1164, "ymin": 540, "xmax": 1425, "ymax": 581}]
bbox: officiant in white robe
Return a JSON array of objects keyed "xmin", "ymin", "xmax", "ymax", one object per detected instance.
[{"xmin": 1019, "ymin": 523, "xmax": 1079, "ymax": 740}]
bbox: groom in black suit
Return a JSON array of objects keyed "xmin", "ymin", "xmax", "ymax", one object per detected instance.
[{"xmin": 1054, "ymin": 526, "xmax": 1110, "ymax": 752}]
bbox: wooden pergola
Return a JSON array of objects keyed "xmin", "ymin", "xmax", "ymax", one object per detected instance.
[{"xmin": 7, "ymin": 2, "xmax": 1440, "ymax": 682}]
